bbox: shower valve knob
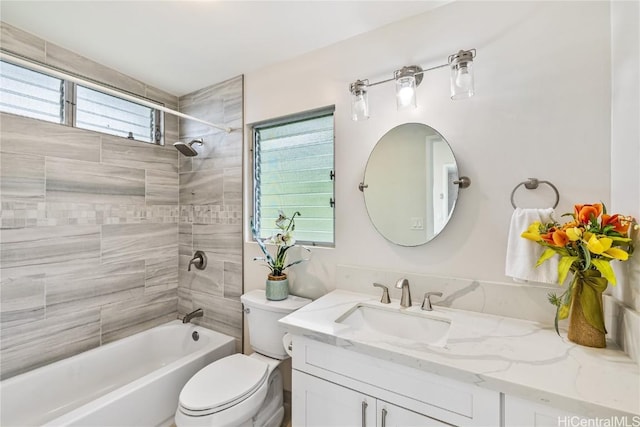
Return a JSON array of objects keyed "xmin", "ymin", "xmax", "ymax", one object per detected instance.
[{"xmin": 188, "ymin": 250, "xmax": 207, "ymax": 271}]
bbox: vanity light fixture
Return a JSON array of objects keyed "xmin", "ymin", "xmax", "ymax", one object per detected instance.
[
  {"xmin": 349, "ymin": 48, "xmax": 476, "ymax": 121},
  {"xmin": 449, "ymin": 49, "xmax": 476, "ymax": 100},
  {"xmin": 350, "ymin": 79, "xmax": 370, "ymax": 121}
]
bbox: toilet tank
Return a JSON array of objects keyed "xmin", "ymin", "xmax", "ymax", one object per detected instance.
[{"xmin": 240, "ymin": 290, "xmax": 311, "ymax": 359}]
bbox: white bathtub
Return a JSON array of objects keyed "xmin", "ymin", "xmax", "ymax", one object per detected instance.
[{"xmin": 0, "ymin": 320, "xmax": 235, "ymax": 427}]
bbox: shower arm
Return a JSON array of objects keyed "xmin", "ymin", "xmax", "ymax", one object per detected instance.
[{"xmin": 0, "ymin": 49, "xmax": 234, "ymax": 134}]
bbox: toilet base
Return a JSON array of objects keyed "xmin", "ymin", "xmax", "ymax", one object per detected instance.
[
  {"xmin": 252, "ymin": 368, "xmax": 283, "ymax": 427},
  {"xmin": 175, "ymin": 367, "xmax": 283, "ymax": 427}
]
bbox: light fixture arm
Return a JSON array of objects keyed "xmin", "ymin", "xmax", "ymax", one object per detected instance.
[
  {"xmin": 354, "ymin": 57, "xmax": 460, "ymax": 90},
  {"xmin": 363, "ymin": 62, "xmax": 450, "ymax": 89}
]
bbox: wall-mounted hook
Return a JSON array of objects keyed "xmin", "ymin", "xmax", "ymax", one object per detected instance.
[{"xmin": 188, "ymin": 250, "xmax": 207, "ymax": 271}]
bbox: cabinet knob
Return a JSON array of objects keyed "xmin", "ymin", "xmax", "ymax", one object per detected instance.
[{"xmin": 381, "ymin": 408, "xmax": 388, "ymax": 427}]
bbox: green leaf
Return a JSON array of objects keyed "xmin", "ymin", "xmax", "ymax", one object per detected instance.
[
  {"xmin": 536, "ymin": 248, "xmax": 557, "ymax": 267},
  {"xmin": 602, "ymin": 224, "xmax": 614, "ymax": 234},
  {"xmin": 558, "ymin": 291, "xmax": 571, "ymax": 320},
  {"xmin": 591, "ymin": 259, "xmax": 616, "ymax": 285},
  {"xmin": 579, "ymin": 284, "xmax": 606, "ymax": 334},
  {"xmin": 557, "ymin": 256, "xmax": 578, "ymax": 285},
  {"xmin": 547, "ymin": 293, "xmax": 560, "ymax": 306},
  {"xmin": 609, "ymin": 236, "xmax": 632, "ymax": 243},
  {"xmin": 283, "ymin": 246, "xmax": 311, "ymax": 270},
  {"xmin": 578, "ymin": 243, "xmax": 591, "ymax": 270}
]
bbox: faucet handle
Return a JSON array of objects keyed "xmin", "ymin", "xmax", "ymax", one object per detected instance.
[
  {"xmin": 372, "ymin": 283, "xmax": 391, "ymax": 304},
  {"xmin": 421, "ymin": 292, "xmax": 443, "ymax": 311},
  {"xmin": 188, "ymin": 250, "xmax": 207, "ymax": 272}
]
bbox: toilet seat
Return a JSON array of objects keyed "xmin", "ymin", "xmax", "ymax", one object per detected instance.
[{"xmin": 178, "ymin": 354, "xmax": 269, "ymax": 417}]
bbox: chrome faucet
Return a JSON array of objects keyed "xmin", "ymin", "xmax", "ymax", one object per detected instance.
[
  {"xmin": 182, "ymin": 308, "xmax": 203, "ymax": 323},
  {"xmin": 421, "ymin": 292, "xmax": 443, "ymax": 311},
  {"xmin": 395, "ymin": 278, "xmax": 411, "ymax": 308}
]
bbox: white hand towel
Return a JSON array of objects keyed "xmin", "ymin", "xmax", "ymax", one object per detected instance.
[{"xmin": 505, "ymin": 208, "xmax": 558, "ymax": 284}]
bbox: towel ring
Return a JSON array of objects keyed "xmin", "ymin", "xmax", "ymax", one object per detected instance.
[{"xmin": 510, "ymin": 178, "xmax": 559, "ymax": 209}]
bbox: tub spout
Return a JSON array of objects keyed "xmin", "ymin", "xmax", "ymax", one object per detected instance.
[{"xmin": 182, "ymin": 308, "xmax": 203, "ymax": 323}]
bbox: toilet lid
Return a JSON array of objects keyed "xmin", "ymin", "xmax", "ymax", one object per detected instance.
[{"xmin": 179, "ymin": 354, "xmax": 269, "ymax": 412}]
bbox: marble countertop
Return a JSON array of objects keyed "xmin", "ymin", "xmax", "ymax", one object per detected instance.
[{"xmin": 279, "ymin": 290, "xmax": 640, "ymax": 417}]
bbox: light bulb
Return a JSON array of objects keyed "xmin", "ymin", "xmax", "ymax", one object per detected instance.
[
  {"xmin": 395, "ymin": 75, "xmax": 417, "ymax": 110},
  {"xmin": 351, "ymin": 91, "xmax": 369, "ymax": 121},
  {"xmin": 450, "ymin": 60, "xmax": 474, "ymax": 100},
  {"xmin": 455, "ymin": 66, "xmax": 472, "ymax": 90},
  {"xmin": 397, "ymin": 86, "xmax": 415, "ymax": 107}
]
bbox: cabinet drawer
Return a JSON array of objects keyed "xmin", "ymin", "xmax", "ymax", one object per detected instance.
[{"xmin": 292, "ymin": 336, "xmax": 499, "ymax": 427}]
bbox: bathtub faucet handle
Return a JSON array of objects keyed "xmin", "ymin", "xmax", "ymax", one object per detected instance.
[
  {"xmin": 182, "ymin": 308, "xmax": 204, "ymax": 323},
  {"xmin": 188, "ymin": 250, "xmax": 207, "ymax": 272}
]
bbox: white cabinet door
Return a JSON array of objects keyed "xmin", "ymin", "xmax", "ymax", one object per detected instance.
[
  {"xmin": 504, "ymin": 394, "xmax": 582, "ymax": 427},
  {"xmin": 293, "ymin": 370, "xmax": 375, "ymax": 427},
  {"xmin": 377, "ymin": 400, "xmax": 452, "ymax": 427}
]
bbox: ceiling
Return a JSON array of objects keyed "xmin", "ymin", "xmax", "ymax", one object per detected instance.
[{"xmin": 0, "ymin": 1, "xmax": 448, "ymax": 97}]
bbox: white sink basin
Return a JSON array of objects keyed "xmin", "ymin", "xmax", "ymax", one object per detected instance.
[{"xmin": 335, "ymin": 304, "xmax": 451, "ymax": 347}]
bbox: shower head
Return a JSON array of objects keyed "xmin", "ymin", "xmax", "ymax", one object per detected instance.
[{"xmin": 173, "ymin": 138, "xmax": 203, "ymax": 156}]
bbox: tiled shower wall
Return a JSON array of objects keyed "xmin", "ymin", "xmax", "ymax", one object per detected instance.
[
  {"xmin": 0, "ymin": 23, "xmax": 181, "ymax": 379},
  {"xmin": 177, "ymin": 77, "xmax": 244, "ymax": 352}
]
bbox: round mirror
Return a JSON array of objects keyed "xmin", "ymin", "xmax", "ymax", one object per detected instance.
[{"xmin": 361, "ymin": 123, "xmax": 461, "ymax": 246}]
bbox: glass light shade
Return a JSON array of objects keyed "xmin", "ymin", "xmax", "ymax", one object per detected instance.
[
  {"xmin": 395, "ymin": 75, "xmax": 417, "ymax": 110},
  {"xmin": 351, "ymin": 90, "xmax": 369, "ymax": 121},
  {"xmin": 450, "ymin": 61, "xmax": 474, "ymax": 100}
]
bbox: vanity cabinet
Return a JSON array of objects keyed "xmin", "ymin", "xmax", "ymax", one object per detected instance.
[
  {"xmin": 293, "ymin": 370, "xmax": 373, "ymax": 426},
  {"xmin": 504, "ymin": 394, "xmax": 582, "ymax": 427},
  {"xmin": 294, "ymin": 370, "xmax": 446, "ymax": 427},
  {"xmin": 291, "ymin": 336, "xmax": 501, "ymax": 427}
]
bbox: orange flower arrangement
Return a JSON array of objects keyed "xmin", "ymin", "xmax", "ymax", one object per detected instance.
[{"xmin": 522, "ymin": 203, "xmax": 636, "ymax": 339}]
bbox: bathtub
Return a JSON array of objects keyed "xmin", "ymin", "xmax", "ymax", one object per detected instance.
[{"xmin": 0, "ymin": 320, "xmax": 235, "ymax": 427}]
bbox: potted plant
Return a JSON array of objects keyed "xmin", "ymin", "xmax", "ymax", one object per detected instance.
[
  {"xmin": 252, "ymin": 211, "xmax": 311, "ymax": 300},
  {"xmin": 521, "ymin": 203, "xmax": 636, "ymax": 347}
]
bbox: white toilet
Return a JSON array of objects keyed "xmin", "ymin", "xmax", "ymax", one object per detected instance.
[{"xmin": 174, "ymin": 290, "xmax": 311, "ymax": 427}]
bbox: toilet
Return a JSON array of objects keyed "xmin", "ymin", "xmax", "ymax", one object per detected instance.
[{"xmin": 174, "ymin": 290, "xmax": 311, "ymax": 427}]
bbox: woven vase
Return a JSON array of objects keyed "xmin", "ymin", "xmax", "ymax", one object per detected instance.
[{"xmin": 567, "ymin": 273, "xmax": 606, "ymax": 348}]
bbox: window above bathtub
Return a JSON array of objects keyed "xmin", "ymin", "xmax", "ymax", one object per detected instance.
[
  {"xmin": 0, "ymin": 59, "xmax": 162, "ymax": 144},
  {"xmin": 252, "ymin": 107, "xmax": 335, "ymax": 247},
  {"xmin": 0, "ymin": 60, "xmax": 64, "ymax": 124}
]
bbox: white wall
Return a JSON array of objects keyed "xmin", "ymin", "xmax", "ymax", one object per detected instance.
[
  {"xmin": 243, "ymin": 1, "xmax": 612, "ymax": 301},
  {"xmin": 610, "ymin": 0, "xmax": 640, "ymax": 312}
]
